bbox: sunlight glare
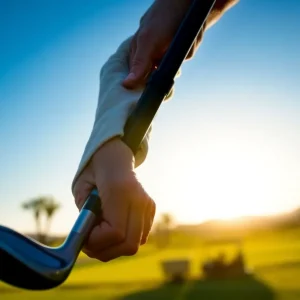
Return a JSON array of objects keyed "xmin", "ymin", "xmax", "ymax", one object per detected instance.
[{"xmin": 137, "ymin": 122, "xmax": 297, "ymax": 224}]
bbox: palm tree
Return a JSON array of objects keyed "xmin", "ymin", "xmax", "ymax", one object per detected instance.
[
  {"xmin": 44, "ymin": 197, "xmax": 60, "ymax": 243},
  {"xmin": 22, "ymin": 195, "xmax": 60, "ymax": 244},
  {"xmin": 22, "ymin": 197, "xmax": 46, "ymax": 242}
]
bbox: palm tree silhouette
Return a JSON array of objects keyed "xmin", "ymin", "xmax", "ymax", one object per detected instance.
[
  {"xmin": 22, "ymin": 197, "xmax": 46, "ymax": 242},
  {"xmin": 22, "ymin": 196, "xmax": 60, "ymax": 244},
  {"xmin": 44, "ymin": 197, "xmax": 60, "ymax": 243}
]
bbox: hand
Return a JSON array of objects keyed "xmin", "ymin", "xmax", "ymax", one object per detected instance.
[
  {"xmin": 73, "ymin": 137, "xmax": 155, "ymax": 262},
  {"xmin": 122, "ymin": 0, "xmax": 238, "ymax": 89}
]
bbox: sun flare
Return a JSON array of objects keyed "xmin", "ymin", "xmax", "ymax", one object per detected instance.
[{"xmin": 137, "ymin": 122, "xmax": 295, "ymax": 224}]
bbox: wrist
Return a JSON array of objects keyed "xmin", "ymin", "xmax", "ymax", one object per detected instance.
[{"xmin": 92, "ymin": 137, "xmax": 135, "ymax": 173}]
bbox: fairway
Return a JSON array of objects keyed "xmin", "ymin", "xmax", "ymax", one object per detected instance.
[{"xmin": 1, "ymin": 229, "xmax": 300, "ymax": 300}]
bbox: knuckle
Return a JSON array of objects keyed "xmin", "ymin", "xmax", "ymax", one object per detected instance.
[
  {"xmin": 106, "ymin": 175, "xmax": 151, "ymax": 210},
  {"xmin": 138, "ymin": 28, "xmax": 152, "ymax": 42},
  {"xmin": 110, "ymin": 228, "xmax": 126, "ymax": 243}
]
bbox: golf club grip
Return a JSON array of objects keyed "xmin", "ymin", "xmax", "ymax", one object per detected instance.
[{"xmin": 82, "ymin": 0, "xmax": 216, "ymax": 214}]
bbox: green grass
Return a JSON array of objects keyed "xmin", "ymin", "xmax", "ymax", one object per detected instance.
[{"xmin": 1, "ymin": 228, "xmax": 300, "ymax": 300}]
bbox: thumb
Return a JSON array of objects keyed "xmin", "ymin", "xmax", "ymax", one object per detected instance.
[
  {"xmin": 73, "ymin": 173, "xmax": 95, "ymax": 210},
  {"xmin": 123, "ymin": 39, "xmax": 153, "ymax": 89}
]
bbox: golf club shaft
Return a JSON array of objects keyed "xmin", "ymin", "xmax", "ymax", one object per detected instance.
[{"xmin": 69, "ymin": 0, "xmax": 216, "ymax": 250}]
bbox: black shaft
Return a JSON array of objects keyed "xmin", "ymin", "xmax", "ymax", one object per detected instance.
[{"xmin": 83, "ymin": 0, "xmax": 216, "ymax": 214}]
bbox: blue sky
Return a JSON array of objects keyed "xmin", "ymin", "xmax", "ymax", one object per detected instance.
[{"xmin": 1, "ymin": 0, "xmax": 300, "ymax": 235}]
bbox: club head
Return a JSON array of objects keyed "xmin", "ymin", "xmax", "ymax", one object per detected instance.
[
  {"xmin": 0, "ymin": 225, "xmax": 76, "ymax": 290},
  {"xmin": 0, "ymin": 192, "xmax": 99, "ymax": 291}
]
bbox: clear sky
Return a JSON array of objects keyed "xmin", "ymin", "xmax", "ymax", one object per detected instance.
[{"xmin": 1, "ymin": 0, "xmax": 300, "ymax": 235}]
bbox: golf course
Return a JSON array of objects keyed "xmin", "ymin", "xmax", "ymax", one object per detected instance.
[{"xmin": 1, "ymin": 227, "xmax": 299, "ymax": 300}]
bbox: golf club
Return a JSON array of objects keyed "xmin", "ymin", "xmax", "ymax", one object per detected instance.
[{"xmin": 0, "ymin": 0, "xmax": 216, "ymax": 290}]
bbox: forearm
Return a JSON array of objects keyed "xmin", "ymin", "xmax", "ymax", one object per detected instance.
[{"xmin": 72, "ymin": 37, "xmax": 146, "ymax": 190}]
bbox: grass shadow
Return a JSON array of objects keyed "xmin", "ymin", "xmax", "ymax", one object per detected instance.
[{"xmin": 120, "ymin": 275, "xmax": 275, "ymax": 300}]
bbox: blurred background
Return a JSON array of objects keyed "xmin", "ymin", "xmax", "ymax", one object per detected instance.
[{"xmin": 1, "ymin": 0, "xmax": 300, "ymax": 299}]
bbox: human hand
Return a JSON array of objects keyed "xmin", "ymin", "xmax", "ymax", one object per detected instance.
[
  {"xmin": 73, "ymin": 137, "xmax": 155, "ymax": 262},
  {"xmin": 122, "ymin": 0, "xmax": 238, "ymax": 89}
]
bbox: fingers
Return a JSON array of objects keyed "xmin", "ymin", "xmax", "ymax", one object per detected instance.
[
  {"xmin": 83, "ymin": 179, "xmax": 155, "ymax": 262},
  {"xmin": 82, "ymin": 174, "xmax": 154, "ymax": 260},
  {"xmin": 141, "ymin": 199, "xmax": 156, "ymax": 245},
  {"xmin": 123, "ymin": 31, "xmax": 155, "ymax": 89},
  {"xmin": 95, "ymin": 203, "xmax": 145, "ymax": 262},
  {"xmin": 82, "ymin": 221, "xmax": 124, "ymax": 256},
  {"xmin": 83, "ymin": 186, "xmax": 130, "ymax": 253},
  {"xmin": 186, "ymin": 26, "xmax": 205, "ymax": 60}
]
